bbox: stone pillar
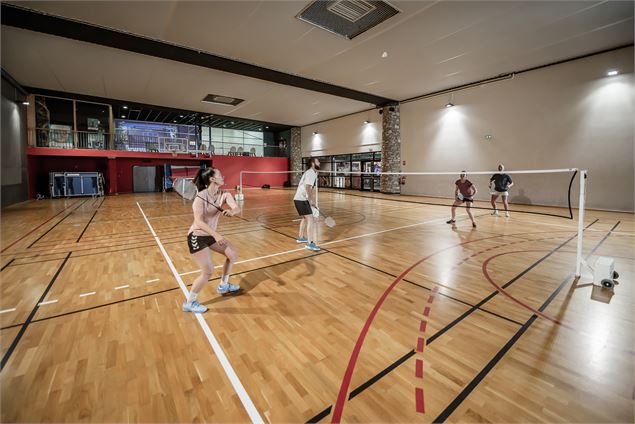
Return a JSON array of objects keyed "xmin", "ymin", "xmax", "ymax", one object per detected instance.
[
  {"xmin": 290, "ymin": 127, "xmax": 302, "ymax": 186},
  {"xmin": 380, "ymin": 105, "xmax": 401, "ymax": 194}
]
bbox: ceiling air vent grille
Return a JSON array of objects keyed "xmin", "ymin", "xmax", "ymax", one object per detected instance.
[
  {"xmin": 297, "ymin": 0, "xmax": 399, "ymax": 40},
  {"xmin": 327, "ymin": 0, "xmax": 375, "ymax": 22},
  {"xmin": 201, "ymin": 94, "xmax": 244, "ymax": 106}
]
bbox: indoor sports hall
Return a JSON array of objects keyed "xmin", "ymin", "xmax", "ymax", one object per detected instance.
[{"xmin": 1, "ymin": 2, "xmax": 633, "ymax": 423}]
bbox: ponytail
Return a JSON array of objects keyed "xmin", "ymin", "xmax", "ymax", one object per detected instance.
[{"xmin": 192, "ymin": 167, "xmax": 217, "ymax": 191}]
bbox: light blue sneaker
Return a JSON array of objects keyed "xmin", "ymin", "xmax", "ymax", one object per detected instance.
[
  {"xmin": 182, "ymin": 300, "xmax": 208, "ymax": 313},
  {"xmin": 217, "ymin": 283, "xmax": 240, "ymax": 294},
  {"xmin": 296, "ymin": 236, "xmax": 308, "ymax": 244},
  {"xmin": 305, "ymin": 242, "xmax": 321, "ymax": 252}
]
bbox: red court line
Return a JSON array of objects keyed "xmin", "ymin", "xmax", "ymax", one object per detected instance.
[
  {"xmin": 329, "ymin": 229, "xmax": 580, "ymax": 423},
  {"xmin": 1, "ymin": 200, "xmax": 80, "ymax": 253},
  {"xmin": 415, "ymin": 388, "xmax": 425, "ymax": 413},
  {"xmin": 415, "ymin": 359, "xmax": 424, "ymax": 378},
  {"xmin": 482, "ymin": 250, "xmax": 571, "ymax": 328}
]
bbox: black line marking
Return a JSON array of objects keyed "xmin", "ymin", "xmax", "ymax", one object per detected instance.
[
  {"xmin": 76, "ymin": 210, "xmax": 98, "ymax": 242},
  {"xmin": 26, "ymin": 199, "xmax": 89, "ymax": 248},
  {"xmin": 307, "ymin": 219, "xmax": 599, "ymax": 422},
  {"xmin": 1, "ymin": 252, "xmax": 71, "ymax": 371},
  {"xmin": 4, "ymin": 251, "xmax": 328, "ymax": 329},
  {"xmin": 327, "ymin": 249, "xmax": 524, "ymax": 327},
  {"xmin": 0, "ymin": 259, "xmax": 15, "ymax": 272},
  {"xmin": 433, "ymin": 221, "xmax": 619, "ymax": 422}
]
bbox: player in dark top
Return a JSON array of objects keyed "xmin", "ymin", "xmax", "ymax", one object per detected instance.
[
  {"xmin": 489, "ymin": 164, "xmax": 513, "ymax": 217},
  {"xmin": 447, "ymin": 171, "xmax": 477, "ymax": 228}
]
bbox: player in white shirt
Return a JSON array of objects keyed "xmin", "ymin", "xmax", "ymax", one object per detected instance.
[{"xmin": 293, "ymin": 158, "xmax": 320, "ymax": 251}]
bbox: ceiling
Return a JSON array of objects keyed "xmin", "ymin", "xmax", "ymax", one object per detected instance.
[{"xmin": 2, "ymin": 1, "xmax": 633, "ymax": 127}]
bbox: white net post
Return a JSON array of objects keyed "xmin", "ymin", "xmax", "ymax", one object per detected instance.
[
  {"xmin": 236, "ymin": 172, "xmax": 244, "ymax": 201},
  {"xmin": 575, "ymin": 170, "xmax": 588, "ymax": 277}
]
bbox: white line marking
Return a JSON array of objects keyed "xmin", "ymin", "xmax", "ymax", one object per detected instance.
[
  {"xmin": 38, "ymin": 300, "xmax": 58, "ymax": 306},
  {"xmin": 178, "ymin": 215, "xmax": 450, "ymax": 276},
  {"xmin": 114, "ymin": 285, "xmax": 129, "ymax": 290},
  {"xmin": 79, "ymin": 292, "xmax": 96, "ymax": 297},
  {"xmin": 0, "ymin": 308, "xmax": 16, "ymax": 314},
  {"xmin": 145, "ymin": 278, "xmax": 160, "ymax": 283},
  {"xmin": 137, "ymin": 201, "xmax": 264, "ymax": 424}
]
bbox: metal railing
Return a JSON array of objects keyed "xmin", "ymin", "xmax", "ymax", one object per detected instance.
[{"xmin": 30, "ymin": 128, "xmax": 288, "ymax": 157}]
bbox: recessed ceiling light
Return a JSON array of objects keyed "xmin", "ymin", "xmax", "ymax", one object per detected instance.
[
  {"xmin": 230, "ymin": 121, "xmax": 235, "ymax": 124},
  {"xmin": 179, "ymin": 115, "xmax": 184, "ymax": 118},
  {"xmin": 607, "ymin": 70, "xmax": 618, "ymax": 76},
  {"xmin": 122, "ymin": 106, "xmax": 128, "ymax": 109},
  {"xmin": 173, "ymin": 120, "xmax": 177, "ymax": 123},
  {"xmin": 265, "ymin": 126, "xmax": 269, "ymax": 129},
  {"xmin": 121, "ymin": 115, "xmax": 125, "ymax": 118},
  {"xmin": 381, "ymin": 51, "xmax": 388, "ymax": 58}
]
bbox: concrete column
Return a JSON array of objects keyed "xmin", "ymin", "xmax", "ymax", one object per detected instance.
[{"xmin": 380, "ymin": 105, "xmax": 401, "ymax": 194}]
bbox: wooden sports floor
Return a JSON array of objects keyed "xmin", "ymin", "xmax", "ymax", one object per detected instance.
[{"xmin": 1, "ymin": 189, "xmax": 633, "ymax": 423}]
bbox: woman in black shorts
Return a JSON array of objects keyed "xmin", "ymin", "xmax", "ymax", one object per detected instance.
[{"xmin": 447, "ymin": 171, "xmax": 477, "ymax": 228}]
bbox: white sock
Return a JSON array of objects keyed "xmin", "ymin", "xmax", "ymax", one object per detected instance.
[
  {"xmin": 221, "ymin": 275, "xmax": 229, "ymax": 285},
  {"xmin": 187, "ymin": 291, "xmax": 198, "ymax": 303}
]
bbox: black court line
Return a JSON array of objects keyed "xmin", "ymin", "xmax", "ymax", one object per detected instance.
[
  {"xmin": 1, "ymin": 251, "xmax": 328, "ymax": 331},
  {"xmin": 76, "ymin": 196, "xmax": 105, "ymax": 242},
  {"xmin": 262, "ymin": 213, "xmax": 525, "ymax": 325},
  {"xmin": 327, "ymin": 249, "xmax": 525, "ymax": 327},
  {"xmin": 433, "ymin": 220, "xmax": 619, "ymax": 423},
  {"xmin": 27, "ymin": 199, "xmax": 90, "ymax": 248},
  {"xmin": 0, "ymin": 259, "xmax": 15, "ymax": 272},
  {"xmin": 306, "ymin": 218, "xmax": 598, "ymax": 423},
  {"xmin": 1, "ymin": 252, "xmax": 71, "ymax": 371},
  {"xmin": 75, "ymin": 209, "xmax": 99, "ymax": 242}
]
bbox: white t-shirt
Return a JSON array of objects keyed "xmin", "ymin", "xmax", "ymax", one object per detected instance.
[{"xmin": 293, "ymin": 168, "xmax": 317, "ymax": 201}]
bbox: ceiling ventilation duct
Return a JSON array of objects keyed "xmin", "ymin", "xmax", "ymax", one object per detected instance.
[
  {"xmin": 297, "ymin": 0, "xmax": 399, "ymax": 39},
  {"xmin": 201, "ymin": 94, "xmax": 244, "ymax": 106}
]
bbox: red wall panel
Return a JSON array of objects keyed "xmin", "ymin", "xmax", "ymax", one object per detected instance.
[
  {"xmin": 212, "ymin": 156, "xmax": 289, "ymax": 189},
  {"xmin": 27, "ymin": 150, "xmax": 289, "ymax": 197}
]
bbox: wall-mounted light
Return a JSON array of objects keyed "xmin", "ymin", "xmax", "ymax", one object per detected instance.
[
  {"xmin": 484, "ymin": 134, "xmax": 493, "ymax": 140},
  {"xmin": 22, "ymin": 101, "xmax": 30, "ymax": 106},
  {"xmin": 313, "ymin": 130, "xmax": 319, "ymax": 135},
  {"xmin": 121, "ymin": 115, "xmax": 125, "ymax": 118},
  {"xmin": 364, "ymin": 120, "xmax": 371, "ymax": 124},
  {"xmin": 445, "ymin": 93, "xmax": 455, "ymax": 108},
  {"xmin": 607, "ymin": 70, "xmax": 619, "ymax": 76},
  {"xmin": 122, "ymin": 105, "xmax": 128, "ymax": 109}
]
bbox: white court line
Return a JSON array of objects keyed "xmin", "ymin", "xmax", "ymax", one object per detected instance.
[
  {"xmin": 114, "ymin": 284, "xmax": 130, "ymax": 290},
  {"xmin": 179, "ymin": 215, "xmax": 450, "ymax": 276},
  {"xmin": 79, "ymin": 292, "xmax": 96, "ymax": 297},
  {"xmin": 38, "ymin": 300, "xmax": 58, "ymax": 306},
  {"xmin": 137, "ymin": 202, "xmax": 264, "ymax": 424},
  {"xmin": 0, "ymin": 308, "xmax": 16, "ymax": 314},
  {"xmin": 146, "ymin": 278, "xmax": 160, "ymax": 283}
]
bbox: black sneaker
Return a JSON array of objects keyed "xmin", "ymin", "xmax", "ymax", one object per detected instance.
[{"xmin": 446, "ymin": 219, "xmax": 455, "ymax": 224}]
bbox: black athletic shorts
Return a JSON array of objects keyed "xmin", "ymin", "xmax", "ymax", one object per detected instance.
[
  {"xmin": 460, "ymin": 197, "xmax": 474, "ymax": 203},
  {"xmin": 294, "ymin": 200, "xmax": 312, "ymax": 216},
  {"xmin": 187, "ymin": 232, "xmax": 216, "ymax": 254}
]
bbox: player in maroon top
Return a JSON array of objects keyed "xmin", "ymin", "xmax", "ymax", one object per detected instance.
[{"xmin": 447, "ymin": 171, "xmax": 477, "ymax": 228}]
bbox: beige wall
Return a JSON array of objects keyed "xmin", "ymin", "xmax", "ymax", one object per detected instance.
[
  {"xmin": 301, "ymin": 111, "xmax": 382, "ymax": 157},
  {"xmin": 301, "ymin": 47, "xmax": 634, "ymax": 212},
  {"xmin": 401, "ymin": 47, "xmax": 634, "ymax": 212}
]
